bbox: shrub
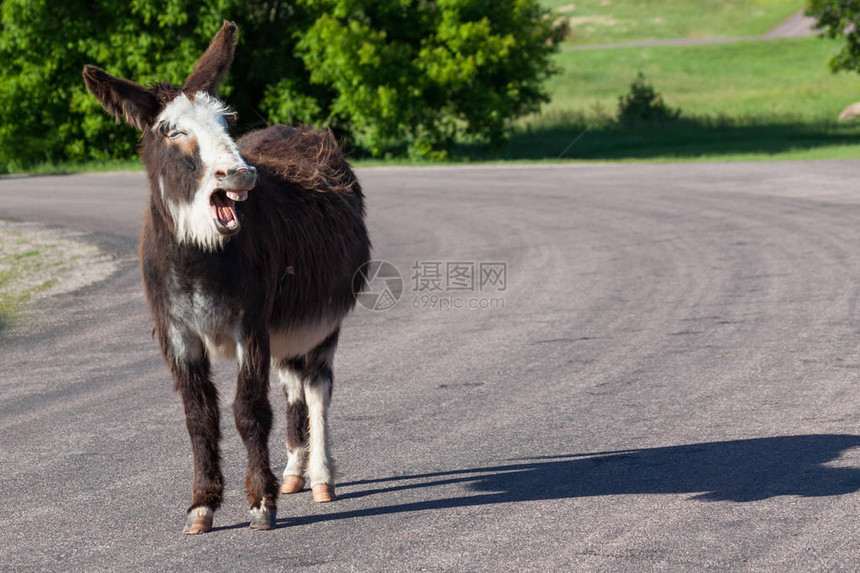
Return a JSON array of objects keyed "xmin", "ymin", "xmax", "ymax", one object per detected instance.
[{"xmin": 617, "ymin": 72, "xmax": 681, "ymax": 125}]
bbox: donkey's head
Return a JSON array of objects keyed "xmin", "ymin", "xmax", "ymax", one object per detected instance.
[{"xmin": 83, "ymin": 21, "xmax": 256, "ymax": 250}]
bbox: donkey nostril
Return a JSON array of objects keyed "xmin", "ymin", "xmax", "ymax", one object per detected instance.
[{"xmin": 215, "ymin": 169, "xmax": 227, "ymax": 179}]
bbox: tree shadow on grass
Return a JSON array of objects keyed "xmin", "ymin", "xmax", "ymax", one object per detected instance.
[
  {"xmin": 464, "ymin": 119, "xmax": 860, "ymax": 162},
  {"xmin": 274, "ymin": 434, "xmax": 860, "ymax": 528}
]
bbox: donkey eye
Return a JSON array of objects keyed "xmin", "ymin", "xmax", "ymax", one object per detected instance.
[{"xmin": 158, "ymin": 123, "xmax": 187, "ymax": 139}]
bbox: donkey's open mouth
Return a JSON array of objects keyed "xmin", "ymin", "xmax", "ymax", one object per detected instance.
[
  {"xmin": 210, "ymin": 189, "xmax": 246, "ymax": 233},
  {"xmin": 210, "ymin": 165, "xmax": 256, "ymax": 234}
]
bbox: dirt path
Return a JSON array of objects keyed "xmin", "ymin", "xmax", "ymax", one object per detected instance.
[
  {"xmin": 764, "ymin": 10, "xmax": 818, "ymax": 38},
  {"xmin": 567, "ymin": 9, "xmax": 818, "ymax": 51}
]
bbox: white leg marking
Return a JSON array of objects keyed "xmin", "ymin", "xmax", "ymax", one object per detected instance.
[
  {"xmin": 285, "ymin": 446, "xmax": 307, "ymax": 480},
  {"xmin": 277, "ymin": 364, "xmax": 307, "ymax": 479},
  {"xmin": 189, "ymin": 506, "xmax": 213, "ymax": 518},
  {"xmin": 277, "ymin": 363, "xmax": 303, "ymax": 403},
  {"xmin": 249, "ymin": 504, "xmax": 274, "ymax": 516},
  {"xmin": 305, "ymin": 375, "xmax": 334, "ymax": 487}
]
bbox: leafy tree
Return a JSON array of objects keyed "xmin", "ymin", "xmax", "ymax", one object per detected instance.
[
  {"xmin": 289, "ymin": 0, "xmax": 566, "ymax": 158},
  {"xmin": 0, "ymin": 0, "xmax": 564, "ymax": 171},
  {"xmin": 806, "ymin": 0, "xmax": 860, "ymax": 73}
]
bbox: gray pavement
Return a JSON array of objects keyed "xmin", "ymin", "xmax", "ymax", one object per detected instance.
[{"xmin": 3, "ymin": 161, "xmax": 860, "ymax": 570}]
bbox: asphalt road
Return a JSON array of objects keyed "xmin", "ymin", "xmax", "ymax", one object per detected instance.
[{"xmin": 3, "ymin": 161, "xmax": 860, "ymax": 570}]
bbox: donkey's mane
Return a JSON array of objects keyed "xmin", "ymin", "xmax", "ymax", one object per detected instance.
[{"xmin": 240, "ymin": 126, "xmax": 357, "ymax": 196}]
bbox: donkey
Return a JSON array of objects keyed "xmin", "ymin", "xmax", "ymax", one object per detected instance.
[{"xmin": 83, "ymin": 21, "xmax": 370, "ymax": 534}]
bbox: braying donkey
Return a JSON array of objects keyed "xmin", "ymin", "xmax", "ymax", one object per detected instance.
[{"xmin": 83, "ymin": 20, "xmax": 371, "ymax": 534}]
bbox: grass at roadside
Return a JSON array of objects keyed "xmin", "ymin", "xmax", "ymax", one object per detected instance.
[
  {"xmin": 0, "ymin": 241, "xmax": 56, "ymax": 329},
  {"xmin": 544, "ymin": 0, "xmax": 805, "ymax": 45},
  {"xmin": 0, "ymin": 221, "xmax": 120, "ymax": 332},
  {"xmin": 3, "ymin": 159, "xmax": 143, "ymax": 177}
]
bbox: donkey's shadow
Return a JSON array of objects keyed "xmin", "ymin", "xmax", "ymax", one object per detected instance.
[{"xmin": 271, "ymin": 434, "xmax": 860, "ymax": 528}]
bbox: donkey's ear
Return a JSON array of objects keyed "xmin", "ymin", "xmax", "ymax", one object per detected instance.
[
  {"xmin": 183, "ymin": 20, "xmax": 238, "ymax": 97},
  {"xmin": 82, "ymin": 65, "xmax": 159, "ymax": 130}
]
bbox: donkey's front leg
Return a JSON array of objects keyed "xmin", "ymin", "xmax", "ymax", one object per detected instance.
[
  {"xmin": 168, "ymin": 331, "xmax": 222, "ymax": 535},
  {"xmin": 234, "ymin": 332, "xmax": 279, "ymax": 530}
]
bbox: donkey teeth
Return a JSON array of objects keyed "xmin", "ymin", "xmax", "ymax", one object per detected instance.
[{"xmin": 226, "ymin": 191, "xmax": 248, "ymax": 202}]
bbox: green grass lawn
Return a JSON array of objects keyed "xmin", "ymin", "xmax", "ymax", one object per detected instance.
[
  {"xmin": 11, "ymin": 158, "xmax": 143, "ymax": 176},
  {"xmin": 543, "ymin": 36, "xmax": 860, "ymax": 120},
  {"xmin": 476, "ymin": 35, "xmax": 860, "ymax": 163},
  {"xmin": 545, "ymin": 0, "xmax": 806, "ymax": 45}
]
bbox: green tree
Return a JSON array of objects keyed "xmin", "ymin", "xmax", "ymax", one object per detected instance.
[
  {"xmin": 0, "ymin": 0, "xmax": 564, "ymax": 171},
  {"xmin": 806, "ymin": 0, "xmax": 860, "ymax": 73}
]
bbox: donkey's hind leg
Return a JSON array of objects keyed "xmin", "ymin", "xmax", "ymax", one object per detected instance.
[
  {"xmin": 304, "ymin": 330, "xmax": 339, "ymax": 502},
  {"xmin": 277, "ymin": 357, "xmax": 308, "ymax": 495}
]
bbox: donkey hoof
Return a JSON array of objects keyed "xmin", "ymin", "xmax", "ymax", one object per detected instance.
[
  {"xmin": 280, "ymin": 475, "xmax": 305, "ymax": 494},
  {"xmin": 312, "ymin": 483, "xmax": 336, "ymax": 503},
  {"xmin": 182, "ymin": 507, "xmax": 213, "ymax": 535},
  {"xmin": 249, "ymin": 506, "xmax": 276, "ymax": 531}
]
